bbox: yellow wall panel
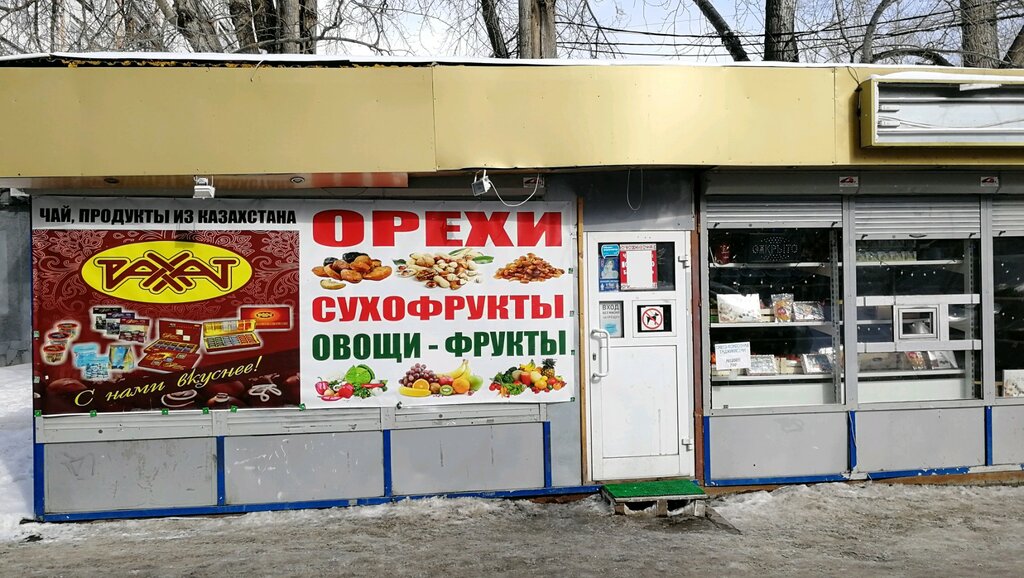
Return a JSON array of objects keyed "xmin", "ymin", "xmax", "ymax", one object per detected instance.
[
  {"xmin": 0, "ymin": 67, "xmax": 436, "ymax": 177},
  {"xmin": 432, "ymin": 66, "xmax": 838, "ymax": 169}
]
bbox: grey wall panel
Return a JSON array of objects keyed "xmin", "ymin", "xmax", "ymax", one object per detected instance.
[
  {"xmin": 224, "ymin": 432, "xmax": 384, "ymax": 504},
  {"xmin": 992, "ymin": 406, "xmax": 1024, "ymax": 465},
  {"xmin": 0, "ymin": 205, "xmax": 30, "ymax": 366},
  {"xmin": 391, "ymin": 423, "xmax": 544, "ymax": 495},
  {"xmin": 856, "ymin": 408, "xmax": 984, "ymax": 472},
  {"xmin": 546, "ymin": 399, "xmax": 582, "ymax": 487},
  {"xmin": 709, "ymin": 413, "xmax": 849, "ymax": 480},
  {"xmin": 552, "ymin": 171, "xmax": 694, "ymax": 232},
  {"xmin": 44, "ymin": 438, "xmax": 216, "ymax": 513}
]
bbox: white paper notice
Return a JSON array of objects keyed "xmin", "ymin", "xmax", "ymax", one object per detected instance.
[
  {"xmin": 620, "ymin": 247, "xmax": 657, "ymax": 291},
  {"xmin": 599, "ymin": 302, "xmax": 623, "ymax": 338},
  {"xmin": 715, "ymin": 342, "xmax": 751, "ymax": 370}
]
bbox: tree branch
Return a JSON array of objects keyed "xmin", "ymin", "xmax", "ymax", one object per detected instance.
[
  {"xmin": 860, "ymin": 0, "xmax": 898, "ymax": 63},
  {"xmin": 691, "ymin": 0, "xmax": 749, "ymax": 61},
  {"xmin": 872, "ymin": 47, "xmax": 954, "ymax": 66}
]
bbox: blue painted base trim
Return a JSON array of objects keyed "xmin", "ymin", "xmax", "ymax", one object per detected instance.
[
  {"xmin": 39, "ymin": 485, "xmax": 603, "ymax": 523},
  {"xmin": 707, "ymin": 474, "xmax": 849, "ymax": 487},
  {"xmin": 542, "ymin": 422, "xmax": 552, "ymax": 488},
  {"xmin": 865, "ymin": 467, "xmax": 971, "ymax": 481},
  {"xmin": 985, "ymin": 407, "xmax": 994, "ymax": 467},
  {"xmin": 32, "ymin": 443, "xmax": 44, "ymax": 519},
  {"xmin": 848, "ymin": 411, "xmax": 858, "ymax": 471},
  {"xmin": 215, "ymin": 436, "xmax": 226, "ymax": 506},
  {"xmin": 382, "ymin": 430, "xmax": 393, "ymax": 497},
  {"xmin": 701, "ymin": 416, "xmax": 711, "ymax": 484}
]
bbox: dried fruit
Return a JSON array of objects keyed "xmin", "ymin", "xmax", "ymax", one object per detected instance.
[
  {"xmin": 363, "ymin": 266, "xmax": 393, "ymax": 281},
  {"xmin": 494, "ymin": 253, "xmax": 564, "ymax": 283},
  {"xmin": 319, "ymin": 279, "xmax": 346, "ymax": 290}
]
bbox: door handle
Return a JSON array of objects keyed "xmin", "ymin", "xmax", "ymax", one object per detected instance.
[{"xmin": 590, "ymin": 329, "xmax": 610, "ymax": 382}]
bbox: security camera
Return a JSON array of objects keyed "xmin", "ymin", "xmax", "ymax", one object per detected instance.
[
  {"xmin": 471, "ymin": 171, "xmax": 492, "ymax": 197},
  {"xmin": 193, "ymin": 177, "xmax": 215, "ymax": 199}
]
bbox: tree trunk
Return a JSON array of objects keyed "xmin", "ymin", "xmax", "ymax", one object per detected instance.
[
  {"xmin": 961, "ymin": 0, "xmax": 999, "ymax": 68},
  {"xmin": 169, "ymin": 0, "xmax": 224, "ymax": 52},
  {"xmin": 764, "ymin": 0, "xmax": 798, "ymax": 62},
  {"xmin": 1002, "ymin": 25, "xmax": 1024, "ymax": 68},
  {"xmin": 691, "ymin": 0, "xmax": 749, "ymax": 61},
  {"xmin": 278, "ymin": 0, "xmax": 300, "ymax": 53},
  {"xmin": 251, "ymin": 0, "xmax": 279, "ymax": 50},
  {"xmin": 481, "ymin": 0, "xmax": 509, "ymax": 58},
  {"xmin": 299, "ymin": 0, "xmax": 316, "ymax": 53},
  {"xmin": 228, "ymin": 0, "xmax": 259, "ymax": 53},
  {"xmin": 518, "ymin": 0, "xmax": 556, "ymax": 58}
]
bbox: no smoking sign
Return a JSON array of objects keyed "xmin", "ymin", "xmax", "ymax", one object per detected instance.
[{"xmin": 637, "ymin": 304, "xmax": 672, "ymax": 333}]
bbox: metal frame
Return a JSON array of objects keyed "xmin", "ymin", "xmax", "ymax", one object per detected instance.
[{"xmin": 701, "ymin": 193, "xmax": 850, "ymax": 417}]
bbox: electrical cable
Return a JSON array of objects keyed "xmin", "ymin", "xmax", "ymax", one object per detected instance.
[
  {"xmin": 625, "ymin": 169, "xmax": 644, "ymax": 211},
  {"xmin": 490, "ymin": 172, "xmax": 543, "ymax": 208}
]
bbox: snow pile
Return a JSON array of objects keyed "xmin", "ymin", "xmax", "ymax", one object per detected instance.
[{"xmin": 0, "ymin": 364, "xmax": 33, "ymax": 541}]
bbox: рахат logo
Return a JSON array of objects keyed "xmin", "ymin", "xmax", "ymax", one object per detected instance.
[{"xmin": 81, "ymin": 241, "xmax": 253, "ymax": 303}]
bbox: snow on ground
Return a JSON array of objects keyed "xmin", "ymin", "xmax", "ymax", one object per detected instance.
[
  {"xmin": 0, "ymin": 364, "xmax": 32, "ymax": 542},
  {"xmin": 4, "ymin": 364, "xmax": 1024, "ymax": 575}
]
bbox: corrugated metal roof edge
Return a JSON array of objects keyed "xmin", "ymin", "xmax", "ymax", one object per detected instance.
[{"xmin": 0, "ymin": 51, "xmax": 1013, "ymax": 72}]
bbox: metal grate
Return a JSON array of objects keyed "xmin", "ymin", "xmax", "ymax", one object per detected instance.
[
  {"xmin": 854, "ymin": 197, "xmax": 981, "ymax": 239},
  {"xmin": 706, "ymin": 196, "xmax": 843, "ymax": 229},
  {"xmin": 993, "ymin": 197, "xmax": 1024, "ymax": 236}
]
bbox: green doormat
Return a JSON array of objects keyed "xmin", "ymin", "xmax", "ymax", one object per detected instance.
[{"xmin": 602, "ymin": 479, "xmax": 705, "ymax": 499}]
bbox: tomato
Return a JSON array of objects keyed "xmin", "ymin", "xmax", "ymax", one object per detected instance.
[{"xmin": 338, "ymin": 384, "xmax": 355, "ymax": 399}]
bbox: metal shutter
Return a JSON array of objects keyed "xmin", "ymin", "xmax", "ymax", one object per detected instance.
[
  {"xmin": 705, "ymin": 196, "xmax": 843, "ymax": 229},
  {"xmin": 993, "ymin": 197, "xmax": 1024, "ymax": 236},
  {"xmin": 854, "ymin": 197, "xmax": 981, "ymax": 239}
]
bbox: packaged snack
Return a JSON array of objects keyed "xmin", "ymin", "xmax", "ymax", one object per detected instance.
[
  {"xmin": 801, "ymin": 353, "xmax": 833, "ymax": 374},
  {"xmin": 109, "ymin": 345, "xmax": 136, "ymax": 371},
  {"xmin": 793, "ymin": 301, "xmax": 826, "ymax": 322},
  {"xmin": 118, "ymin": 319, "xmax": 151, "ymax": 343},
  {"xmin": 771, "ymin": 293, "xmax": 794, "ymax": 323},
  {"xmin": 747, "ymin": 355, "xmax": 778, "ymax": 376},
  {"xmin": 717, "ymin": 294, "xmax": 762, "ymax": 324},
  {"xmin": 92, "ymin": 306, "xmax": 122, "ymax": 331},
  {"xmin": 904, "ymin": 351, "xmax": 927, "ymax": 371}
]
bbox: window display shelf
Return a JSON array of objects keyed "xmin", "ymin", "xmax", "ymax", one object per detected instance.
[
  {"xmin": 856, "ymin": 294, "xmax": 980, "ymax": 307},
  {"xmin": 710, "ymin": 262, "xmax": 831, "ymax": 269},
  {"xmin": 859, "ymin": 369, "xmax": 965, "ymax": 379},
  {"xmin": 855, "ymin": 259, "xmax": 963, "ymax": 267},
  {"xmin": 858, "ymin": 340, "xmax": 981, "ymax": 353},
  {"xmin": 711, "ymin": 374, "xmax": 834, "ymax": 382},
  {"xmin": 710, "ymin": 321, "xmax": 833, "ymax": 329}
]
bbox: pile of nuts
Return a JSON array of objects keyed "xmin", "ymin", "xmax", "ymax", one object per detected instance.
[
  {"xmin": 397, "ymin": 249, "xmax": 486, "ymax": 290},
  {"xmin": 312, "ymin": 253, "xmax": 392, "ymax": 290},
  {"xmin": 494, "ymin": 253, "xmax": 565, "ymax": 283}
]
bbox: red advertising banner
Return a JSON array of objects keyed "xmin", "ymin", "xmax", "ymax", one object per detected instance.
[{"xmin": 32, "ymin": 228, "xmax": 300, "ymax": 414}]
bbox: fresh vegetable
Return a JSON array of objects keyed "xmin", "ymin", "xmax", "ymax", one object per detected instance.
[{"xmin": 318, "ymin": 365, "xmax": 387, "ymax": 401}]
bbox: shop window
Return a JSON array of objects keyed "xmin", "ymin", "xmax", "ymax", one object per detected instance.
[
  {"xmin": 994, "ymin": 238, "xmax": 1024, "ymax": 397},
  {"xmin": 707, "ymin": 228, "xmax": 843, "ymax": 409},
  {"xmin": 856, "ymin": 239, "xmax": 981, "ymax": 403}
]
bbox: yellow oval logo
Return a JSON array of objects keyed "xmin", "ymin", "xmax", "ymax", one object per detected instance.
[{"xmin": 82, "ymin": 241, "xmax": 253, "ymax": 304}]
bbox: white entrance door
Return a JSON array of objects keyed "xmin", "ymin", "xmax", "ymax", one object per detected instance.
[{"xmin": 584, "ymin": 232, "xmax": 693, "ymax": 481}]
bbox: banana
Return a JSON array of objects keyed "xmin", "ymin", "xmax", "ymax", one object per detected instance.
[
  {"xmin": 399, "ymin": 386, "xmax": 431, "ymax": 397},
  {"xmin": 446, "ymin": 359, "xmax": 470, "ymax": 379}
]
